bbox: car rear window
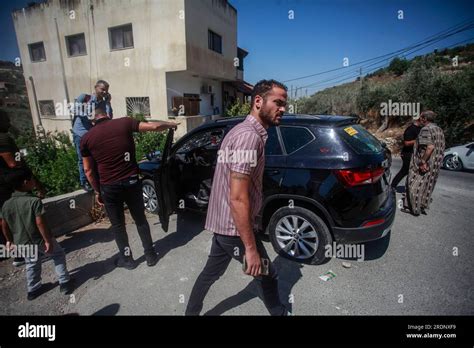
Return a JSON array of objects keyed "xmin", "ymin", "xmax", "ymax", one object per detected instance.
[
  {"xmin": 338, "ymin": 124, "xmax": 383, "ymax": 154},
  {"xmin": 280, "ymin": 126, "xmax": 314, "ymax": 154}
]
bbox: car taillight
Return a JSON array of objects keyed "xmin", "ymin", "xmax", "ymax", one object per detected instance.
[
  {"xmin": 362, "ymin": 218, "xmax": 385, "ymax": 227},
  {"xmin": 335, "ymin": 167, "xmax": 384, "ymax": 187}
]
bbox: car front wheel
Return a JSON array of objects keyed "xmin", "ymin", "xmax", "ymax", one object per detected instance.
[
  {"xmin": 268, "ymin": 206, "xmax": 333, "ymax": 265},
  {"xmin": 142, "ymin": 179, "xmax": 159, "ymax": 214}
]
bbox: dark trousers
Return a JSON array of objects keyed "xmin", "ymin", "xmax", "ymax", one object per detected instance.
[
  {"xmin": 100, "ymin": 178, "xmax": 154, "ymax": 258},
  {"xmin": 391, "ymin": 153, "xmax": 412, "ymax": 188},
  {"xmin": 185, "ymin": 233, "xmax": 286, "ymax": 316}
]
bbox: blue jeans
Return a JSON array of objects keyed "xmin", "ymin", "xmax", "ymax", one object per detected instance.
[
  {"xmin": 73, "ymin": 133, "xmax": 87, "ymax": 186},
  {"xmin": 24, "ymin": 239, "xmax": 70, "ymax": 292}
]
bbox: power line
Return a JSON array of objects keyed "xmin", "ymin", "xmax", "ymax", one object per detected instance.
[
  {"xmin": 283, "ymin": 18, "xmax": 474, "ymax": 83},
  {"xmin": 297, "ymin": 25, "xmax": 474, "ymax": 91},
  {"xmin": 302, "ymin": 36, "xmax": 474, "ymax": 93}
]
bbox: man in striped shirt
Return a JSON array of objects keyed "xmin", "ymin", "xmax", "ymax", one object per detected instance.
[{"xmin": 185, "ymin": 80, "xmax": 289, "ymax": 316}]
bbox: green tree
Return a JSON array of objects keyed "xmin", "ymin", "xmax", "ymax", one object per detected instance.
[
  {"xmin": 388, "ymin": 57, "xmax": 411, "ymax": 76},
  {"xmin": 224, "ymin": 100, "xmax": 251, "ymax": 117}
]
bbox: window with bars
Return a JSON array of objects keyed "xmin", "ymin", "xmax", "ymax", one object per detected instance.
[
  {"xmin": 109, "ymin": 24, "xmax": 134, "ymax": 50},
  {"xmin": 66, "ymin": 33, "xmax": 87, "ymax": 57},
  {"xmin": 38, "ymin": 100, "xmax": 56, "ymax": 117},
  {"xmin": 28, "ymin": 42, "xmax": 46, "ymax": 62},
  {"xmin": 208, "ymin": 30, "xmax": 222, "ymax": 54},
  {"xmin": 126, "ymin": 97, "xmax": 150, "ymax": 117}
]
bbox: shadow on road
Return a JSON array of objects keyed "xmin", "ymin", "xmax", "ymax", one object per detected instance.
[
  {"xmin": 92, "ymin": 303, "xmax": 121, "ymax": 316},
  {"xmin": 203, "ymin": 255, "xmax": 303, "ymax": 315},
  {"xmin": 55, "ymin": 227, "xmax": 118, "ymax": 291},
  {"xmin": 60, "ymin": 228, "xmax": 114, "ymax": 254},
  {"xmin": 332, "ymin": 231, "xmax": 391, "ymax": 262},
  {"xmin": 143, "ymin": 211, "xmax": 206, "ymax": 264},
  {"xmin": 68, "ymin": 253, "xmax": 118, "ymax": 290}
]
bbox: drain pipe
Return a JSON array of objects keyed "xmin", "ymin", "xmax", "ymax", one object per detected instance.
[{"xmin": 28, "ymin": 76, "xmax": 42, "ymax": 130}]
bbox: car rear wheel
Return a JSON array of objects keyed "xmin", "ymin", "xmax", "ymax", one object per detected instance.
[
  {"xmin": 268, "ymin": 206, "xmax": 332, "ymax": 265},
  {"xmin": 142, "ymin": 179, "xmax": 158, "ymax": 214},
  {"xmin": 443, "ymin": 155, "xmax": 463, "ymax": 171}
]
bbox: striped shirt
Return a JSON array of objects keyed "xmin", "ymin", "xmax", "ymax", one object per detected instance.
[{"xmin": 205, "ymin": 115, "xmax": 268, "ymax": 236}]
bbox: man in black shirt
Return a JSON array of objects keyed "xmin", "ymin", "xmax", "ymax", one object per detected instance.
[{"xmin": 391, "ymin": 117, "xmax": 423, "ymax": 189}]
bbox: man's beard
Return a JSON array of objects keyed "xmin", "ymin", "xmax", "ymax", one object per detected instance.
[{"xmin": 258, "ymin": 104, "xmax": 278, "ymax": 126}]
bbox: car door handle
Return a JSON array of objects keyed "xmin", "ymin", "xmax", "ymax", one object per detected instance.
[{"xmin": 265, "ymin": 169, "xmax": 280, "ymax": 175}]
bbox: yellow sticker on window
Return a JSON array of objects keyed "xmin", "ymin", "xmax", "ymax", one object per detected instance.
[{"xmin": 344, "ymin": 126, "xmax": 358, "ymax": 136}]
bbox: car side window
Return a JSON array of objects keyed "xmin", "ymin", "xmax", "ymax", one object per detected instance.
[
  {"xmin": 265, "ymin": 127, "xmax": 283, "ymax": 156},
  {"xmin": 176, "ymin": 128, "xmax": 225, "ymax": 154},
  {"xmin": 280, "ymin": 126, "xmax": 314, "ymax": 154}
]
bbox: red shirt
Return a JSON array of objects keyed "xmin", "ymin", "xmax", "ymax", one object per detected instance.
[{"xmin": 80, "ymin": 117, "xmax": 140, "ymax": 185}]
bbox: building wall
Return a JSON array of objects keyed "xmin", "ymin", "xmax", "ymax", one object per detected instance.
[
  {"xmin": 13, "ymin": 0, "xmax": 187, "ymax": 134},
  {"xmin": 13, "ymin": 0, "xmax": 238, "ymax": 136},
  {"xmin": 184, "ymin": 0, "xmax": 237, "ymax": 80},
  {"xmin": 166, "ymin": 71, "xmax": 222, "ymax": 116}
]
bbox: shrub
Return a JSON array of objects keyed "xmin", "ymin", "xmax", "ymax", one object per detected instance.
[
  {"xmin": 130, "ymin": 114, "xmax": 167, "ymax": 160},
  {"xmin": 224, "ymin": 100, "xmax": 251, "ymax": 117},
  {"xmin": 388, "ymin": 57, "xmax": 411, "ymax": 76},
  {"xmin": 15, "ymin": 130, "xmax": 80, "ymax": 197}
]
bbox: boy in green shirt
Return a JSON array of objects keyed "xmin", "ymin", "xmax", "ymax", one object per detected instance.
[{"xmin": 1, "ymin": 168, "xmax": 74, "ymax": 300}]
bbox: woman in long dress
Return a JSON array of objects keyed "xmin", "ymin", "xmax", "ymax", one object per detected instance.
[{"xmin": 403, "ymin": 111, "xmax": 445, "ymax": 216}]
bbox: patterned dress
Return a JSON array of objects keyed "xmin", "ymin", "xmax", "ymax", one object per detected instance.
[{"xmin": 404, "ymin": 122, "xmax": 445, "ymax": 215}]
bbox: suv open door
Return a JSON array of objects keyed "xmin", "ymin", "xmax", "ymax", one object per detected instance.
[{"xmin": 155, "ymin": 128, "xmax": 175, "ymax": 232}]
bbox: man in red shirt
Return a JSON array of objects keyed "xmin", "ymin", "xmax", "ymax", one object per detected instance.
[{"xmin": 80, "ymin": 109, "xmax": 178, "ymax": 269}]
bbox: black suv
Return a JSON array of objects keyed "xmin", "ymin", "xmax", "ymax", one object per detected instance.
[{"xmin": 139, "ymin": 115, "xmax": 396, "ymax": 264}]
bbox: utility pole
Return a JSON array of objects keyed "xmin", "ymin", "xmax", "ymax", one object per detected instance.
[{"xmin": 359, "ymin": 67, "xmax": 363, "ymax": 88}]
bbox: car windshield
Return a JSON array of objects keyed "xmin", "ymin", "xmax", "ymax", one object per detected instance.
[{"xmin": 338, "ymin": 124, "xmax": 383, "ymax": 154}]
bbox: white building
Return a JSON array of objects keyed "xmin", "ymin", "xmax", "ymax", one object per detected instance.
[{"xmin": 12, "ymin": 0, "xmax": 250, "ymax": 136}]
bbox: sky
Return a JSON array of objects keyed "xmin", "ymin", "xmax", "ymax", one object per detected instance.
[{"xmin": 1, "ymin": 0, "xmax": 474, "ymax": 94}]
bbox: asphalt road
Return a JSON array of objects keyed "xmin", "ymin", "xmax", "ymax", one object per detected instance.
[{"xmin": 1, "ymin": 158, "xmax": 473, "ymax": 315}]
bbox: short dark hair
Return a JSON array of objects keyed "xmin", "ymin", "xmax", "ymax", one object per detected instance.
[
  {"xmin": 250, "ymin": 79, "xmax": 288, "ymax": 107},
  {"xmin": 0, "ymin": 110, "xmax": 11, "ymax": 133},
  {"xmin": 5, "ymin": 167, "xmax": 33, "ymax": 190},
  {"xmin": 95, "ymin": 80, "xmax": 109, "ymax": 88}
]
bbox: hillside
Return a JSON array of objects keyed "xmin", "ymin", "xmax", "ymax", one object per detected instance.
[
  {"xmin": 297, "ymin": 43, "xmax": 474, "ymax": 153},
  {"xmin": 0, "ymin": 60, "xmax": 33, "ymax": 133}
]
